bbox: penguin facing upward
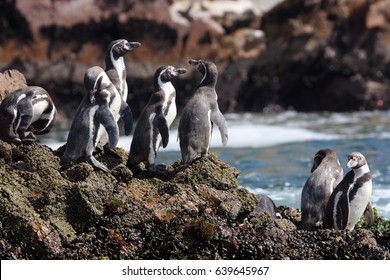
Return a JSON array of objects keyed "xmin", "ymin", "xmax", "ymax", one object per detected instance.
[
  {"xmin": 0, "ymin": 86, "xmax": 56, "ymax": 143},
  {"xmin": 127, "ymin": 66, "xmax": 186, "ymax": 174},
  {"xmin": 300, "ymin": 148, "xmax": 343, "ymax": 230},
  {"xmin": 60, "ymin": 66, "xmax": 119, "ymax": 172},
  {"xmin": 178, "ymin": 59, "xmax": 228, "ymax": 165},
  {"xmin": 324, "ymin": 152, "xmax": 373, "ymax": 230}
]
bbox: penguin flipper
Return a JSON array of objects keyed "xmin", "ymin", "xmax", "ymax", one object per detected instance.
[
  {"xmin": 363, "ymin": 201, "xmax": 374, "ymax": 228},
  {"xmin": 335, "ymin": 191, "xmax": 350, "ymax": 230},
  {"xmin": 103, "ymin": 144, "xmax": 121, "ymax": 159},
  {"xmin": 153, "ymin": 113, "xmax": 169, "ymax": 148},
  {"xmin": 16, "ymin": 102, "xmax": 34, "ymax": 140},
  {"xmin": 211, "ymin": 110, "xmax": 228, "ymax": 146},
  {"xmin": 120, "ymin": 100, "xmax": 133, "ymax": 135},
  {"xmin": 96, "ymin": 105, "xmax": 119, "ymax": 148}
]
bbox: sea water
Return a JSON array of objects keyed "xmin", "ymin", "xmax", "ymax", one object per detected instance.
[{"xmin": 42, "ymin": 111, "xmax": 390, "ymax": 219}]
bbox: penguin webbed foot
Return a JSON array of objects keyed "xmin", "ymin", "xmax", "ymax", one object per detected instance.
[
  {"xmin": 148, "ymin": 164, "xmax": 170, "ymax": 179},
  {"xmin": 11, "ymin": 137, "xmax": 22, "ymax": 144},
  {"xmin": 87, "ymin": 156, "xmax": 110, "ymax": 173},
  {"xmin": 103, "ymin": 145, "xmax": 121, "ymax": 159}
]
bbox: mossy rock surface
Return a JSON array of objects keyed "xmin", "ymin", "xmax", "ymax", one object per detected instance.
[{"xmin": 0, "ymin": 140, "xmax": 389, "ymax": 259}]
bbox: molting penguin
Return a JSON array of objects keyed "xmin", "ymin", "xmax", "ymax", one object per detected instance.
[
  {"xmin": 300, "ymin": 148, "xmax": 343, "ymax": 230},
  {"xmin": 255, "ymin": 194, "xmax": 279, "ymax": 220},
  {"xmin": 0, "ymin": 86, "xmax": 56, "ymax": 143},
  {"xmin": 324, "ymin": 152, "xmax": 373, "ymax": 230},
  {"xmin": 97, "ymin": 39, "xmax": 140, "ymax": 151},
  {"xmin": 60, "ymin": 66, "xmax": 119, "ymax": 172},
  {"xmin": 178, "ymin": 59, "xmax": 228, "ymax": 164},
  {"xmin": 127, "ymin": 66, "xmax": 186, "ymax": 174}
]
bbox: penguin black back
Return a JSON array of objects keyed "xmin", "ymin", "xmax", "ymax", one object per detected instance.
[
  {"xmin": 178, "ymin": 59, "xmax": 228, "ymax": 165},
  {"xmin": 323, "ymin": 152, "xmax": 373, "ymax": 230},
  {"xmin": 300, "ymin": 148, "xmax": 343, "ymax": 230}
]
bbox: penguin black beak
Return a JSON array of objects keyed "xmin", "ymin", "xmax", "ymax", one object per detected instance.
[
  {"xmin": 188, "ymin": 59, "xmax": 200, "ymax": 66},
  {"xmin": 176, "ymin": 68, "xmax": 187, "ymax": 75},
  {"xmin": 129, "ymin": 42, "xmax": 141, "ymax": 49}
]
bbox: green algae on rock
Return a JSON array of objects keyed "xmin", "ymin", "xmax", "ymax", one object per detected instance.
[{"xmin": 0, "ymin": 140, "xmax": 389, "ymax": 260}]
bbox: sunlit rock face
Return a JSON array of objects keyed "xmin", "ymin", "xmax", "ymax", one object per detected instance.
[{"xmin": 1, "ymin": 0, "xmax": 389, "ymax": 119}]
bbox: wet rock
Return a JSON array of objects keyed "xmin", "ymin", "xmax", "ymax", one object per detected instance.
[{"xmin": 0, "ymin": 141, "xmax": 389, "ymax": 260}]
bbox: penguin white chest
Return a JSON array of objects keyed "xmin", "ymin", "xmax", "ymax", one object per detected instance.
[
  {"xmin": 110, "ymin": 91, "xmax": 122, "ymax": 121},
  {"xmin": 347, "ymin": 180, "xmax": 372, "ymax": 230},
  {"xmin": 161, "ymin": 82, "xmax": 177, "ymax": 126}
]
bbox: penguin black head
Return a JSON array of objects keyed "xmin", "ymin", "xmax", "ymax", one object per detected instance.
[
  {"xmin": 84, "ymin": 66, "xmax": 112, "ymax": 102},
  {"xmin": 154, "ymin": 66, "xmax": 187, "ymax": 90},
  {"xmin": 347, "ymin": 152, "xmax": 367, "ymax": 169},
  {"xmin": 311, "ymin": 148, "xmax": 338, "ymax": 173},
  {"xmin": 107, "ymin": 39, "xmax": 141, "ymax": 60},
  {"xmin": 188, "ymin": 59, "xmax": 218, "ymax": 87}
]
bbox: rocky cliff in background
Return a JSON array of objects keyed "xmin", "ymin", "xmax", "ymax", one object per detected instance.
[
  {"xmin": 1, "ymin": 0, "xmax": 390, "ymax": 121},
  {"xmin": 241, "ymin": 0, "xmax": 390, "ymax": 112}
]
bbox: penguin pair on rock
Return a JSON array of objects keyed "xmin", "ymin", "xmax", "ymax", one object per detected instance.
[
  {"xmin": 301, "ymin": 149, "xmax": 373, "ymax": 230},
  {"xmin": 126, "ymin": 59, "xmax": 228, "ymax": 174},
  {"xmin": 61, "ymin": 39, "xmax": 139, "ymax": 171}
]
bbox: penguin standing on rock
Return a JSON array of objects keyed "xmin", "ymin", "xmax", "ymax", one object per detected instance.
[
  {"xmin": 61, "ymin": 66, "xmax": 119, "ymax": 172},
  {"xmin": 324, "ymin": 152, "xmax": 373, "ymax": 230},
  {"xmin": 300, "ymin": 148, "xmax": 343, "ymax": 230},
  {"xmin": 0, "ymin": 86, "xmax": 56, "ymax": 143},
  {"xmin": 105, "ymin": 39, "xmax": 140, "ymax": 103},
  {"xmin": 96, "ymin": 39, "xmax": 141, "ymax": 153},
  {"xmin": 127, "ymin": 66, "xmax": 186, "ymax": 175},
  {"xmin": 178, "ymin": 59, "xmax": 228, "ymax": 165}
]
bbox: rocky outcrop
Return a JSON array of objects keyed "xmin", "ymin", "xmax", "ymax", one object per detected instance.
[
  {"xmin": 240, "ymin": 0, "xmax": 390, "ymax": 112},
  {"xmin": 0, "ymin": 69, "xmax": 27, "ymax": 102},
  {"xmin": 0, "ymin": 141, "xmax": 389, "ymax": 260},
  {"xmin": 1, "ymin": 0, "xmax": 390, "ymax": 118},
  {"xmin": 0, "ymin": 0, "xmax": 263, "ymax": 119}
]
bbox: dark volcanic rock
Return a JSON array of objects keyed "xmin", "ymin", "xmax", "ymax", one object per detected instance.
[
  {"xmin": 0, "ymin": 141, "xmax": 389, "ymax": 260},
  {"xmin": 241, "ymin": 0, "xmax": 390, "ymax": 112}
]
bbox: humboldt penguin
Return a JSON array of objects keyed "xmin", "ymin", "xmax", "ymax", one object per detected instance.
[
  {"xmin": 178, "ymin": 59, "xmax": 228, "ymax": 164},
  {"xmin": 300, "ymin": 148, "xmax": 343, "ymax": 230},
  {"xmin": 0, "ymin": 86, "xmax": 56, "ymax": 143},
  {"xmin": 324, "ymin": 152, "xmax": 373, "ymax": 230},
  {"xmin": 127, "ymin": 65, "xmax": 186, "ymax": 175},
  {"xmin": 60, "ymin": 66, "xmax": 119, "ymax": 172},
  {"xmin": 96, "ymin": 39, "xmax": 141, "ymax": 153}
]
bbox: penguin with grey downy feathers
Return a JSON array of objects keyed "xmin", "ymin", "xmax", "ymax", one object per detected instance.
[
  {"xmin": 127, "ymin": 66, "xmax": 186, "ymax": 175},
  {"xmin": 178, "ymin": 59, "xmax": 228, "ymax": 165},
  {"xmin": 255, "ymin": 194, "xmax": 279, "ymax": 220},
  {"xmin": 324, "ymin": 152, "xmax": 373, "ymax": 230},
  {"xmin": 61, "ymin": 66, "xmax": 119, "ymax": 172},
  {"xmin": 97, "ymin": 39, "xmax": 140, "ymax": 154},
  {"xmin": 0, "ymin": 86, "xmax": 56, "ymax": 143},
  {"xmin": 300, "ymin": 148, "xmax": 343, "ymax": 230}
]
